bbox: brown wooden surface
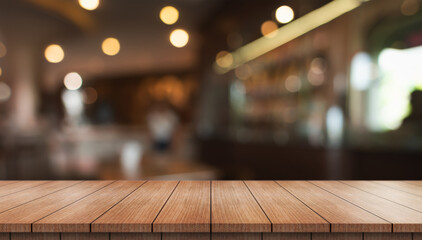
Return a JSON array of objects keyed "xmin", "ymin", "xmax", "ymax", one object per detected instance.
[
  {"xmin": 311, "ymin": 181, "xmax": 422, "ymax": 232},
  {"xmin": 212, "ymin": 233, "xmax": 261, "ymax": 240},
  {"xmin": 212, "ymin": 181, "xmax": 271, "ymax": 232},
  {"xmin": 278, "ymin": 181, "xmax": 390, "ymax": 232},
  {"xmin": 162, "ymin": 233, "xmax": 209, "ymax": 240},
  {"xmin": 61, "ymin": 233, "xmax": 109, "ymax": 240},
  {"xmin": 0, "ymin": 181, "xmax": 80, "ymax": 214},
  {"xmin": 110, "ymin": 233, "xmax": 161, "ymax": 240},
  {"xmin": 0, "ymin": 181, "xmax": 113, "ymax": 232},
  {"xmin": 312, "ymin": 233, "xmax": 362, "ymax": 240},
  {"xmin": 374, "ymin": 181, "xmax": 422, "ymax": 197},
  {"xmin": 33, "ymin": 181, "xmax": 144, "ymax": 232},
  {"xmin": 0, "ymin": 180, "xmax": 421, "ymax": 236},
  {"xmin": 11, "ymin": 233, "xmax": 59, "ymax": 240},
  {"xmin": 0, "ymin": 181, "xmax": 46, "ymax": 197},
  {"xmin": 342, "ymin": 181, "xmax": 422, "ymax": 212},
  {"xmin": 245, "ymin": 181, "xmax": 329, "ymax": 232},
  {"xmin": 263, "ymin": 233, "xmax": 311, "ymax": 240},
  {"xmin": 154, "ymin": 181, "xmax": 210, "ymax": 232},
  {"xmin": 92, "ymin": 181, "xmax": 178, "ymax": 232},
  {"xmin": 414, "ymin": 233, "xmax": 422, "ymax": 240},
  {"xmin": 363, "ymin": 233, "xmax": 412, "ymax": 240}
]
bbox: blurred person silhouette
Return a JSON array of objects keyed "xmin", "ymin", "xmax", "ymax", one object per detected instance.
[
  {"xmin": 147, "ymin": 102, "xmax": 179, "ymax": 153},
  {"xmin": 396, "ymin": 90, "xmax": 422, "ymax": 149}
]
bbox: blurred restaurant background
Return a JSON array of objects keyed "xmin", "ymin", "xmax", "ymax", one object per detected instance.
[{"xmin": 0, "ymin": 0, "xmax": 422, "ymax": 180}]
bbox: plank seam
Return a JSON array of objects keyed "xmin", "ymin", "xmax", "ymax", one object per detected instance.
[
  {"xmin": 31, "ymin": 180, "xmax": 117, "ymax": 230},
  {"xmin": 341, "ymin": 181, "xmax": 422, "ymax": 216},
  {"xmin": 0, "ymin": 181, "xmax": 84, "ymax": 216},
  {"xmin": 243, "ymin": 181, "xmax": 273, "ymax": 232},
  {"xmin": 274, "ymin": 181, "xmax": 332, "ymax": 232},
  {"xmin": 88, "ymin": 181, "xmax": 149, "ymax": 232},
  {"xmin": 403, "ymin": 181, "xmax": 422, "ymax": 188},
  {"xmin": 371, "ymin": 181, "xmax": 422, "ymax": 198},
  {"xmin": 0, "ymin": 181, "xmax": 49, "ymax": 198},
  {"xmin": 151, "ymin": 181, "xmax": 180, "ymax": 233},
  {"xmin": 309, "ymin": 181, "xmax": 393, "ymax": 232}
]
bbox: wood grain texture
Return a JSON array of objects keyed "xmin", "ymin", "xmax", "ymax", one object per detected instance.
[
  {"xmin": 263, "ymin": 233, "xmax": 311, "ymax": 240},
  {"xmin": 245, "ymin": 181, "xmax": 329, "ymax": 232},
  {"xmin": 33, "ymin": 181, "xmax": 145, "ymax": 232},
  {"xmin": 403, "ymin": 181, "xmax": 422, "ymax": 187},
  {"xmin": 154, "ymin": 181, "xmax": 210, "ymax": 232},
  {"xmin": 0, "ymin": 181, "xmax": 46, "ymax": 197},
  {"xmin": 92, "ymin": 181, "xmax": 178, "ymax": 232},
  {"xmin": 212, "ymin": 181, "xmax": 271, "ymax": 232},
  {"xmin": 414, "ymin": 233, "xmax": 422, "ymax": 240},
  {"xmin": 162, "ymin": 233, "xmax": 209, "ymax": 240},
  {"xmin": 312, "ymin": 233, "xmax": 362, "ymax": 240},
  {"xmin": 0, "ymin": 182, "xmax": 15, "ymax": 187},
  {"xmin": 363, "ymin": 233, "xmax": 411, "ymax": 240},
  {"xmin": 277, "ymin": 181, "xmax": 390, "ymax": 232},
  {"xmin": 212, "ymin": 233, "xmax": 261, "ymax": 240},
  {"xmin": 0, "ymin": 181, "xmax": 80, "ymax": 214},
  {"xmin": 373, "ymin": 181, "xmax": 422, "ymax": 197},
  {"xmin": 61, "ymin": 233, "xmax": 109, "ymax": 240},
  {"xmin": 11, "ymin": 233, "xmax": 59, "ymax": 240},
  {"xmin": 0, "ymin": 181, "xmax": 113, "ymax": 232},
  {"xmin": 342, "ymin": 181, "xmax": 422, "ymax": 212},
  {"xmin": 110, "ymin": 233, "xmax": 160, "ymax": 240},
  {"xmin": 0, "ymin": 233, "xmax": 9, "ymax": 240},
  {"xmin": 311, "ymin": 181, "xmax": 422, "ymax": 232}
]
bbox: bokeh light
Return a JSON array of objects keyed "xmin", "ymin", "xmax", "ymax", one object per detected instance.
[
  {"xmin": 401, "ymin": 0, "xmax": 419, "ymax": 16},
  {"xmin": 285, "ymin": 75, "xmax": 302, "ymax": 92},
  {"xmin": 275, "ymin": 5, "xmax": 294, "ymax": 24},
  {"xmin": 216, "ymin": 51, "xmax": 234, "ymax": 68},
  {"xmin": 44, "ymin": 44, "xmax": 64, "ymax": 63},
  {"xmin": 64, "ymin": 72, "xmax": 83, "ymax": 90},
  {"xmin": 169, "ymin": 29, "xmax": 189, "ymax": 48},
  {"xmin": 308, "ymin": 58, "xmax": 326, "ymax": 86},
  {"xmin": 102, "ymin": 37, "xmax": 120, "ymax": 56},
  {"xmin": 0, "ymin": 67, "xmax": 2, "ymax": 77},
  {"xmin": 160, "ymin": 6, "xmax": 179, "ymax": 25},
  {"xmin": 0, "ymin": 42, "xmax": 6, "ymax": 58},
  {"xmin": 235, "ymin": 64, "xmax": 252, "ymax": 80},
  {"xmin": 0, "ymin": 82, "xmax": 11, "ymax": 102},
  {"xmin": 261, "ymin": 20, "xmax": 278, "ymax": 38},
  {"xmin": 78, "ymin": 0, "xmax": 100, "ymax": 11}
]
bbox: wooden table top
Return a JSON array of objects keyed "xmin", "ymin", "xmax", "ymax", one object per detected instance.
[{"xmin": 0, "ymin": 181, "xmax": 421, "ymax": 233}]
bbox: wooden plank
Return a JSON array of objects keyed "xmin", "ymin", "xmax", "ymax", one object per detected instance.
[
  {"xmin": 277, "ymin": 181, "xmax": 390, "ymax": 232},
  {"xmin": 110, "ymin": 233, "xmax": 160, "ymax": 240},
  {"xmin": 363, "ymin": 233, "xmax": 411, "ymax": 240},
  {"xmin": 162, "ymin": 233, "xmax": 209, "ymax": 240},
  {"xmin": 414, "ymin": 233, "xmax": 422, "ymax": 240},
  {"xmin": 92, "ymin": 181, "xmax": 178, "ymax": 232},
  {"xmin": 212, "ymin": 181, "xmax": 271, "ymax": 232},
  {"xmin": 0, "ymin": 181, "xmax": 113, "ymax": 232},
  {"xmin": 373, "ymin": 181, "xmax": 422, "ymax": 197},
  {"xmin": 213, "ymin": 233, "xmax": 261, "ymax": 240},
  {"xmin": 342, "ymin": 181, "xmax": 422, "ymax": 212},
  {"xmin": 403, "ymin": 181, "xmax": 422, "ymax": 187},
  {"xmin": 0, "ymin": 181, "xmax": 80, "ymax": 214},
  {"xmin": 33, "ymin": 181, "xmax": 144, "ymax": 232},
  {"xmin": 61, "ymin": 233, "xmax": 109, "ymax": 240},
  {"xmin": 0, "ymin": 182, "xmax": 15, "ymax": 187},
  {"xmin": 154, "ymin": 181, "xmax": 210, "ymax": 232},
  {"xmin": 263, "ymin": 233, "xmax": 310, "ymax": 240},
  {"xmin": 245, "ymin": 181, "xmax": 329, "ymax": 232},
  {"xmin": 312, "ymin": 233, "xmax": 362, "ymax": 240},
  {"xmin": 0, "ymin": 233, "xmax": 8, "ymax": 240},
  {"xmin": 11, "ymin": 233, "xmax": 59, "ymax": 240},
  {"xmin": 0, "ymin": 182, "xmax": 46, "ymax": 197},
  {"xmin": 312, "ymin": 181, "xmax": 422, "ymax": 232}
]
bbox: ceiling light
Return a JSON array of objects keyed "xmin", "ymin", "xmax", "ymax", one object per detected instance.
[
  {"xmin": 160, "ymin": 6, "xmax": 179, "ymax": 25},
  {"xmin": 170, "ymin": 29, "xmax": 189, "ymax": 48},
  {"xmin": 275, "ymin": 5, "xmax": 294, "ymax": 24},
  {"xmin": 64, "ymin": 72, "xmax": 83, "ymax": 90},
  {"xmin": 102, "ymin": 38, "xmax": 120, "ymax": 56},
  {"xmin": 79, "ymin": 0, "xmax": 100, "ymax": 11}
]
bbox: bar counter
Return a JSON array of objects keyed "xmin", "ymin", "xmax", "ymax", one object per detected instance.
[{"xmin": 0, "ymin": 180, "xmax": 421, "ymax": 239}]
